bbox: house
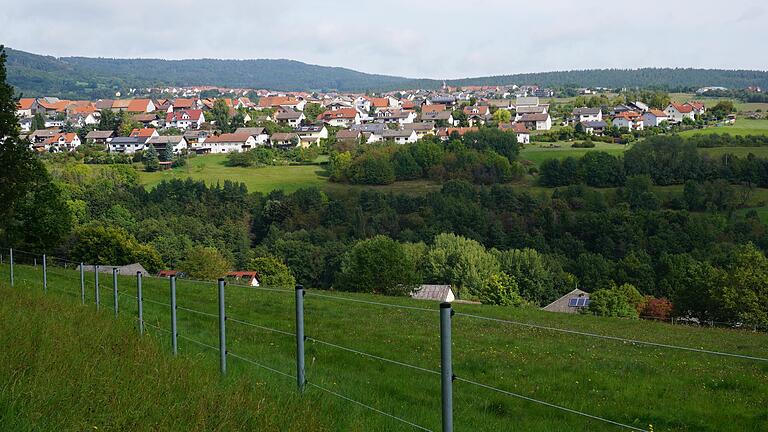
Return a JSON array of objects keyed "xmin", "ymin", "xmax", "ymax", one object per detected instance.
[
  {"xmin": 157, "ymin": 270, "xmax": 184, "ymax": 278},
  {"xmin": 572, "ymin": 107, "xmax": 602, "ymax": 123},
  {"xmin": 336, "ymin": 129, "xmax": 362, "ymax": 144},
  {"xmin": 108, "ymin": 136, "xmax": 144, "ymax": 154},
  {"xmin": 19, "ymin": 117, "xmax": 33, "ymax": 132},
  {"xmin": 642, "ymin": 109, "xmax": 669, "ymax": 127},
  {"xmin": 580, "ymin": 120, "xmax": 608, "ymax": 136},
  {"xmin": 270, "ymin": 132, "xmax": 300, "ymax": 147},
  {"xmin": 28, "ymin": 129, "xmax": 61, "ymax": 143},
  {"xmin": 183, "ymin": 130, "xmax": 211, "ymax": 146},
  {"xmin": 40, "ymin": 133, "xmax": 81, "ymax": 152},
  {"xmin": 165, "ymin": 110, "xmax": 205, "ymax": 130},
  {"xmin": 612, "ymin": 112, "xmax": 644, "ymax": 130},
  {"xmin": 628, "ymin": 101, "xmax": 650, "ymax": 113},
  {"xmin": 436, "ymin": 127, "xmax": 478, "ymax": 141},
  {"xmin": 403, "ymin": 121, "xmax": 436, "ymax": 139},
  {"xmin": 94, "ymin": 99, "xmax": 115, "ymax": 111},
  {"xmin": 367, "ymin": 96, "xmax": 394, "ymax": 110},
  {"xmin": 318, "ymin": 108, "xmax": 361, "ymax": 127},
  {"xmin": 664, "ymin": 103, "xmax": 695, "ymax": 123},
  {"xmin": 515, "ymin": 96, "xmax": 539, "ymax": 109},
  {"xmin": 486, "ymin": 99, "xmax": 514, "ymax": 111},
  {"xmin": 16, "ymin": 98, "xmax": 35, "ymax": 117},
  {"xmin": 257, "ymin": 96, "xmax": 305, "ymax": 111},
  {"xmin": 294, "ymin": 124, "xmax": 328, "ymax": 141},
  {"xmin": 172, "ymin": 98, "xmax": 197, "ymax": 111},
  {"xmin": 234, "ymin": 127, "xmax": 270, "ymax": 145},
  {"xmin": 689, "ymin": 102, "xmax": 706, "ymax": 116},
  {"xmin": 411, "ymin": 285, "xmax": 455, "ymax": 303},
  {"xmin": 372, "ymin": 109, "xmax": 417, "ymax": 125},
  {"xmin": 85, "ymin": 130, "xmax": 116, "ymax": 145},
  {"xmin": 542, "ymin": 289, "xmax": 590, "ymax": 314},
  {"xmin": 130, "ymin": 128, "xmax": 160, "ymax": 141},
  {"xmin": 226, "ymin": 271, "xmax": 261, "ymax": 287},
  {"xmin": 463, "ymin": 105, "xmax": 491, "ymax": 126},
  {"xmin": 276, "ymin": 110, "xmax": 306, "ymax": 127},
  {"xmin": 422, "ymin": 104, "xmax": 447, "ymax": 114},
  {"xmin": 126, "ymin": 99, "xmax": 156, "ymax": 113},
  {"xmin": 133, "ymin": 113, "xmax": 160, "ymax": 128},
  {"xmin": 199, "ymin": 133, "xmax": 256, "ymax": 153},
  {"xmin": 382, "ymin": 129, "xmax": 418, "ymax": 144},
  {"xmin": 499, "ymin": 122, "xmax": 531, "ymax": 144},
  {"xmin": 428, "ymin": 96, "xmax": 456, "ymax": 107},
  {"xmin": 351, "ymin": 123, "xmax": 387, "ymax": 143},
  {"xmin": 146, "ymin": 135, "xmax": 188, "ymax": 155},
  {"xmin": 518, "ymin": 113, "xmax": 552, "ymax": 131},
  {"xmin": 420, "ymin": 110, "xmax": 454, "ymax": 125}
]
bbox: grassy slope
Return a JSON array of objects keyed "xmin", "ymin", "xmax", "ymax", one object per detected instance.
[
  {"xmin": 519, "ymin": 141, "xmax": 628, "ymax": 167},
  {"xmin": 3, "ymin": 263, "xmax": 767, "ymax": 432},
  {"xmin": 680, "ymin": 119, "xmax": 768, "ymax": 138},
  {"xmin": 0, "ymin": 282, "xmax": 332, "ymax": 432}
]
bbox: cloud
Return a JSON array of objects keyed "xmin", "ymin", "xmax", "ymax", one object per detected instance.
[{"xmin": 0, "ymin": 0, "xmax": 766, "ymax": 78}]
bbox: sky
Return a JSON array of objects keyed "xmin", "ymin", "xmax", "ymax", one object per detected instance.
[{"xmin": 2, "ymin": 0, "xmax": 767, "ymax": 79}]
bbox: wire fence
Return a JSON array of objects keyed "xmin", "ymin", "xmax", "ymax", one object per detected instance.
[{"xmin": 1, "ymin": 247, "xmax": 767, "ymax": 431}]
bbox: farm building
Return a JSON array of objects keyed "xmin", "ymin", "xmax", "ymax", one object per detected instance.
[{"xmin": 542, "ymin": 288, "xmax": 590, "ymax": 314}]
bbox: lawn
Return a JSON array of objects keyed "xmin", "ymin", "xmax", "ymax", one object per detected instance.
[
  {"xmin": 139, "ymin": 154, "xmax": 328, "ymax": 193},
  {"xmin": 669, "ymin": 93, "xmax": 768, "ymax": 113},
  {"xmin": 680, "ymin": 119, "xmax": 768, "ymax": 138},
  {"xmin": 520, "ymin": 141, "xmax": 628, "ymax": 166},
  {"xmin": 3, "ymin": 262, "xmax": 767, "ymax": 432}
]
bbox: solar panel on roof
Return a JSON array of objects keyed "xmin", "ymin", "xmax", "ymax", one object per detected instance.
[
  {"xmin": 577, "ymin": 298, "xmax": 588, "ymax": 307},
  {"xmin": 568, "ymin": 298, "xmax": 579, "ymax": 307}
]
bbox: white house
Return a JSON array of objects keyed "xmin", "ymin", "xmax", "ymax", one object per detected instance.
[
  {"xmin": 642, "ymin": 109, "xmax": 669, "ymax": 127},
  {"xmin": 108, "ymin": 136, "xmax": 144, "ymax": 154},
  {"xmin": 39, "ymin": 133, "xmax": 81, "ymax": 152},
  {"xmin": 234, "ymin": 127, "xmax": 270, "ymax": 145},
  {"xmin": 165, "ymin": 110, "xmax": 205, "ymax": 130},
  {"xmin": 664, "ymin": 103, "xmax": 696, "ymax": 123},
  {"xmin": 276, "ymin": 110, "xmax": 306, "ymax": 127},
  {"xmin": 318, "ymin": 108, "xmax": 361, "ymax": 127},
  {"xmin": 572, "ymin": 107, "xmax": 602, "ymax": 123},
  {"xmin": 199, "ymin": 133, "xmax": 256, "ymax": 153},
  {"xmin": 518, "ymin": 113, "xmax": 552, "ymax": 131},
  {"xmin": 146, "ymin": 135, "xmax": 188, "ymax": 155},
  {"xmin": 294, "ymin": 124, "xmax": 329, "ymax": 141},
  {"xmin": 382, "ymin": 129, "xmax": 418, "ymax": 144},
  {"xmin": 612, "ymin": 113, "xmax": 644, "ymax": 130}
]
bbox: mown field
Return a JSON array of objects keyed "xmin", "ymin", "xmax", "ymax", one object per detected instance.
[
  {"xmin": 669, "ymin": 93, "xmax": 768, "ymax": 113},
  {"xmin": 681, "ymin": 119, "xmax": 768, "ymax": 138},
  {"xmin": 3, "ymin": 262, "xmax": 767, "ymax": 432},
  {"xmin": 519, "ymin": 141, "xmax": 628, "ymax": 167}
]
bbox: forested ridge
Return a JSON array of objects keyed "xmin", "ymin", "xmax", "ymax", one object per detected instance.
[{"xmin": 7, "ymin": 47, "xmax": 768, "ymax": 98}]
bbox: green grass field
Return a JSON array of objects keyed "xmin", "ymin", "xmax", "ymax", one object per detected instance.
[
  {"xmin": 3, "ymin": 262, "xmax": 767, "ymax": 431},
  {"xmin": 669, "ymin": 93, "xmax": 768, "ymax": 113},
  {"xmin": 520, "ymin": 141, "xmax": 628, "ymax": 166},
  {"xmin": 681, "ymin": 119, "xmax": 768, "ymax": 138},
  {"xmin": 139, "ymin": 155, "xmax": 328, "ymax": 194}
]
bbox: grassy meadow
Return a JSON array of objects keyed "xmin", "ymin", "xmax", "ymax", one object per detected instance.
[
  {"xmin": 519, "ymin": 141, "xmax": 628, "ymax": 167},
  {"xmin": 2, "ymin": 262, "xmax": 767, "ymax": 432},
  {"xmin": 681, "ymin": 119, "xmax": 768, "ymax": 138}
]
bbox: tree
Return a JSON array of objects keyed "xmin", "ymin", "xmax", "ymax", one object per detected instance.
[
  {"xmin": 425, "ymin": 233, "xmax": 500, "ymax": 298},
  {"xmin": 31, "ymin": 112, "xmax": 46, "ymax": 130},
  {"xmin": 587, "ymin": 284, "xmax": 639, "ymax": 318},
  {"xmin": 71, "ymin": 226, "xmax": 163, "ymax": 272},
  {"xmin": 180, "ymin": 245, "xmax": 231, "ymax": 280},
  {"xmin": 210, "ymin": 99, "xmax": 232, "ymax": 133},
  {"xmin": 303, "ymin": 103, "xmax": 324, "ymax": 121},
  {"xmin": 337, "ymin": 235, "xmax": 420, "ymax": 295},
  {"xmin": 494, "ymin": 248, "xmax": 560, "ymax": 305},
  {"xmin": 247, "ymin": 256, "xmax": 296, "ymax": 288},
  {"xmin": 143, "ymin": 144, "xmax": 160, "ymax": 172},
  {"xmin": 492, "ymin": 109, "xmax": 511, "ymax": 124},
  {"xmin": 161, "ymin": 142, "xmax": 174, "ymax": 162},
  {"xmin": 478, "ymin": 272, "xmax": 524, "ymax": 306},
  {"xmin": 0, "ymin": 45, "xmax": 72, "ymax": 251},
  {"xmin": 715, "ymin": 243, "xmax": 768, "ymax": 327}
]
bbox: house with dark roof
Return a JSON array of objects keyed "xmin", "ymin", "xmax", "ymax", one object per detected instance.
[
  {"xmin": 234, "ymin": 127, "xmax": 269, "ymax": 145},
  {"xmin": 518, "ymin": 113, "xmax": 552, "ymax": 131},
  {"xmin": 146, "ymin": 136, "xmax": 188, "ymax": 155},
  {"xmin": 85, "ymin": 130, "xmax": 116, "ymax": 145},
  {"xmin": 572, "ymin": 107, "xmax": 602, "ymax": 123}
]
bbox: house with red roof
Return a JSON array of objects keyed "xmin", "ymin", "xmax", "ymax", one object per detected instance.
[
  {"xmin": 499, "ymin": 122, "xmax": 531, "ymax": 144},
  {"xmin": 126, "ymin": 99, "xmax": 156, "ymax": 113},
  {"xmin": 664, "ymin": 103, "xmax": 696, "ymax": 123},
  {"xmin": 166, "ymin": 110, "xmax": 205, "ymax": 129},
  {"xmin": 642, "ymin": 109, "xmax": 670, "ymax": 127},
  {"xmin": 257, "ymin": 96, "xmax": 306, "ymax": 111},
  {"xmin": 226, "ymin": 271, "xmax": 261, "ymax": 287},
  {"xmin": 129, "ymin": 128, "xmax": 160, "ymax": 141},
  {"xmin": 317, "ymin": 108, "xmax": 361, "ymax": 127},
  {"xmin": 16, "ymin": 98, "xmax": 35, "ymax": 117},
  {"xmin": 39, "ymin": 133, "xmax": 81, "ymax": 152},
  {"xmin": 436, "ymin": 127, "xmax": 478, "ymax": 141},
  {"xmin": 612, "ymin": 112, "xmax": 644, "ymax": 130}
]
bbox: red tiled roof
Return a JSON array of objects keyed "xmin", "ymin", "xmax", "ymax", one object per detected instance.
[
  {"xmin": 166, "ymin": 109, "xmax": 203, "ymax": 123},
  {"xmin": 437, "ymin": 127, "xmax": 478, "ymax": 137},
  {"xmin": 130, "ymin": 128, "xmax": 157, "ymax": 138},
  {"xmin": 422, "ymin": 104, "xmax": 446, "ymax": 114},
  {"xmin": 319, "ymin": 108, "xmax": 358, "ymax": 120},
  {"xmin": 126, "ymin": 99, "xmax": 152, "ymax": 112},
  {"xmin": 258, "ymin": 96, "xmax": 299, "ymax": 107},
  {"xmin": 367, "ymin": 97, "xmax": 390, "ymax": 108},
  {"xmin": 670, "ymin": 103, "xmax": 693, "ymax": 113},
  {"xmin": 17, "ymin": 98, "xmax": 35, "ymax": 110}
]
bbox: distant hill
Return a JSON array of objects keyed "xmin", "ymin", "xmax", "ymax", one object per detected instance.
[{"xmin": 5, "ymin": 47, "xmax": 768, "ymax": 98}]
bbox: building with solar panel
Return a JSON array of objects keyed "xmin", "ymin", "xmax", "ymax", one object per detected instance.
[{"xmin": 542, "ymin": 288, "xmax": 590, "ymax": 314}]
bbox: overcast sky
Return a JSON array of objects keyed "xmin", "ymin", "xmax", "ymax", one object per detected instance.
[{"xmin": 2, "ymin": 0, "xmax": 766, "ymax": 79}]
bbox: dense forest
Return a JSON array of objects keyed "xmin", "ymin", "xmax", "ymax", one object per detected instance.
[{"xmin": 7, "ymin": 47, "xmax": 768, "ymax": 98}]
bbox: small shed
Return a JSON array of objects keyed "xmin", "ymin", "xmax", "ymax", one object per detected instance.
[
  {"xmin": 542, "ymin": 288, "xmax": 590, "ymax": 314},
  {"xmin": 226, "ymin": 271, "xmax": 260, "ymax": 287},
  {"xmin": 411, "ymin": 285, "xmax": 455, "ymax": 303},
  {"xmin": 78, "ymin": 263, "xmax": 149, "ymax": 275}
]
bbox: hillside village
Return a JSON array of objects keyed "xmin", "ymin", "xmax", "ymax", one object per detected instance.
[{"xmin": 16, "ymin": 83, "xmax": 727, "ymax": 157}]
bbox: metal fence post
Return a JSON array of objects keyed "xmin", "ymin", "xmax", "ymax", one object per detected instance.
[
  {"xmin": 80, "ymin": 262, "xmax": 85, "ymax": 304},
  {"xmin": 9, "ymin": 248, "xmax": 13, "ymax": 287},
  {"xmin": 440, "ymin": 302, "xmax": 454, "ymax": 432},
  {"xmin": 137, "ymin": 272, "xmax": 144, "ymax": 335},
  {"xmin": 94, "ymin": 265, "xmax": 100, "ymax": 310},
  {"xmin": 218, "ymin": 278, "xmax": 227, "ymax": 375},
  {"xmin": 295, "ymin": 284, "xmax": 306, "ymax": 392},
  {"xmin": 170, "ymin": 276, "xmax": 178, "ymax": 355},
  {"xmin": 42, "ymin": 254, "xmax": 47, "ymax": 293},
  {"xmin": 112, "ymin": 268, "xmax": 119, "ymax": 318}
]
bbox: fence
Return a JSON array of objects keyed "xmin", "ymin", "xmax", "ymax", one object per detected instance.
[{"xmin": 2, "ymin": 247, "xmax": 767, "ymax": 431}]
